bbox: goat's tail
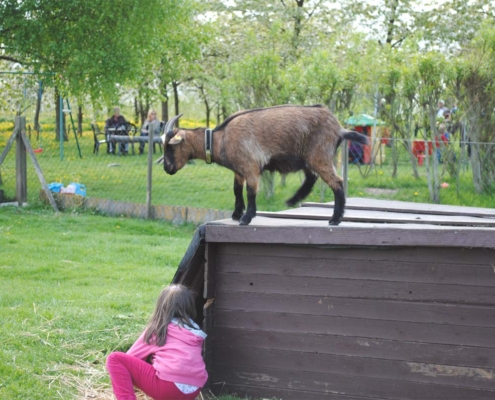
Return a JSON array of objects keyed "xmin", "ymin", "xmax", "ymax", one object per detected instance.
[{"xmin": 340, "ymin": 129, "xmax": 369, "ymax": 145}]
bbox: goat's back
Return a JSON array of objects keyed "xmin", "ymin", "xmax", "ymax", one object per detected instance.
[{"xmin": 222, "ymin": 105, "xmax": 341, "ymax": 154}]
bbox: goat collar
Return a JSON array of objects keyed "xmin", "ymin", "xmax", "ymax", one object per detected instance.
[{"xmin": 204, "ymin": 129, "xmax": 213, "ymax": 164}]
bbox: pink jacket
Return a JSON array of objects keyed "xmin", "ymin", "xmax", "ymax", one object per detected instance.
[{"xmin": 127, "ymin": 319, "xmax": 208, "ymax": 387}]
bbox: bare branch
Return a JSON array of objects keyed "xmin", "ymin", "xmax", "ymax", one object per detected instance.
[{"xmin": 0, "ymin": 55, "xmax": 24, "ymax": 64}]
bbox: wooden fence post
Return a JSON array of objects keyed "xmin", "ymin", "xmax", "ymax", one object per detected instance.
[{"xmin": 15, "ymin": 116, "xmax": 27, "ymax": 205}]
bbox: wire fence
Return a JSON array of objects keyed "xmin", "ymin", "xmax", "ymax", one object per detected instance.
[{"xmin": 1, "ymin": 119, "xmax": 494, "ymax": 218}]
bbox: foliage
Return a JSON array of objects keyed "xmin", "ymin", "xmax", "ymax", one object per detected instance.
[{"xmin": 0, "ymin": 0, "xmax": 190, "ymax": 104}]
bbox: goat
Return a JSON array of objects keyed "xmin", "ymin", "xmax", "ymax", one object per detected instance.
[{"xmin": 160, "ymin": 104, "xmax": 368, "ymax": 226}]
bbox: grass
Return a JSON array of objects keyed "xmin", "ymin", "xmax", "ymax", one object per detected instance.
[
  {"xmin": 1, "ymin": 121, "xmax": 494, "ymax": 213},
  {"xmin": 0, "ymin": 205, "xmax": 246, "ymax": 400}
]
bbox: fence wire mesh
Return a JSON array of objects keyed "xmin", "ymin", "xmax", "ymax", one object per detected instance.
[{"xmin": 0, "ymin": 119, "xmax": 494, "ymax": 215}]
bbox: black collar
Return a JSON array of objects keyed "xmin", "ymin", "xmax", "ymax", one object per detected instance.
[{"xmin": 205, "ymin": 129, "xmax": 213, "ymax": 164}]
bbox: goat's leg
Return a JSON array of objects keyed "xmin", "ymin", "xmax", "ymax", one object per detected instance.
[
  {"xmin": 286, "ymin": 168, "xmax": 318, "ymax": 207},
  {"xmin": 311, "ymin": 165, "xmax": 345, "ymax": 225},
  {"xmin": 239, "ymin": 175, "xmax": 259, "ymax": 226},
  {"xmin": 232, "ymin": 173, "xmax": 245, "ymax": 221}
]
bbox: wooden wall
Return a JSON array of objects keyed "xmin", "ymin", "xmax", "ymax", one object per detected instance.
[{"xmin": 206, "ymin": 243, "xmax": 495, "ymax": 400}]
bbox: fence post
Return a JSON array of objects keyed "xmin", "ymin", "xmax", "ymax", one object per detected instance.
[
  {"xmin": 146, "ymin": 124, "xmax": 154, "ymax": 219},
  {"xmin": 15, "ymin": 116, "xmax": 27, "ymax": 205},
  {"xmin": 342, "ymin": 139, "xmax": 349, "ymax": 197}
]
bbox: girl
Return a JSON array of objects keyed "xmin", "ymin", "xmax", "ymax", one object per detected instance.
[{"xmin": 106, "ymin": 285, "xmax": 207, "ymax": 400}]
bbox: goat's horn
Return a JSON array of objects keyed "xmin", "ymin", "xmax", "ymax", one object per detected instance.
[{"xmin": 163, "ymin": 114, "xmax": 183, "ymax": 136}]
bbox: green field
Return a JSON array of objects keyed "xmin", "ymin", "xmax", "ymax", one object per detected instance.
[
  {"xmin": 0, "ymin": 205, "xmax": 243, "ymax": 400},
  {"xmin": 1, "ymin": 123, "xmax": 493, "ymax": 212}
]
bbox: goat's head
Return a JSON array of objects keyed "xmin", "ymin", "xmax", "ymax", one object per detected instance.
[{"xmin": 161, "ymin": 114, "xmax": 190, "ymax": 175}]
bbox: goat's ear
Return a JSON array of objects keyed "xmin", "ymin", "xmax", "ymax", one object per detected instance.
[{"xmin": 169, "ymin": 132, "xmax": 185, "ymax": 145}]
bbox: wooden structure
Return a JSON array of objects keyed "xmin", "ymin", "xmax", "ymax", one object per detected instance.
[{"xmin": 173, "ymin": 198, "xmax": 495, "ymax": 400}]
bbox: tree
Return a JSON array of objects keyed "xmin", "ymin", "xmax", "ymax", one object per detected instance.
[{"xmin": 0, "ymin": 0, "xmax": 188, "ymax": 135}]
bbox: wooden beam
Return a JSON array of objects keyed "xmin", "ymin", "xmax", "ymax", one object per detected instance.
[
  {"xmin": 0, "ymin": 128, "xmax": 18, "ymax": 166},
  {"xmin": 15, "ymin": 117, "xmax": 27, "ymax": 205},
  {"xmin": 21, "ymin": 127, "xmax": 59, "ymax": 212}
]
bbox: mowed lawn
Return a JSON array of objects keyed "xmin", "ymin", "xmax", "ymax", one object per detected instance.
[{"xmin": 0, "ymin": 206, "xmax": 241, "ymax": 400}]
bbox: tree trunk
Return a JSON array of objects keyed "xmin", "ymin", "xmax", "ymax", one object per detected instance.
[
  {"xmin": 134, "ymin": 97, "xmax": 139, "ymax": 124},
  {"xmin": 161, "ymin": 82, "xmax": 169, "ymax": 122},
  {"xmin": 34, "ymin": 85, "xmax": 42, "ymax": 136},
  {"xmin": 77, "ymin": 105, "xmax": 83, "ymax": 136},
  {"xmin": 385, "ymin": 0, "xmax": 399, "ymax": 45},
  {"xmin": 172, "ymin": 81, "xmax": 180, "ymax": 126}
]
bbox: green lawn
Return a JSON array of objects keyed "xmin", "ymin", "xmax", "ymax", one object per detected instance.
[
  {"xmin": 1, "ymin": 124, "xmax": 494, "ymax": 213},
  {"xmin": 0, "ymin": 205, "xmax": 243, "ymax": 400}
]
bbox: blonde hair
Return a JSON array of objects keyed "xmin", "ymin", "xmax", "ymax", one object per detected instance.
[
  {"xmin": 148, "ymin": 109, "xmax": 157, "ymax": 120},
  {"xmin": 143, "ymin": 284, "xmax": 196, "ymax": 346}
]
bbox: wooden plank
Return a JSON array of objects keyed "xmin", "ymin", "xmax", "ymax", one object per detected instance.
[
  {"xmin": 214, "ymin": 327, "xmax": 495, "ymax": 369},
  {"xmin": 215, "ymin": 291, "xmax": 495, "ymax": 328},
  {"xmin": 203, "ymin": 297, "xmax": 214, "ymax": 389},
  {"xmin": 214, "ymin": 310, "xmax": 495, "ymax": 348},
  {"xmin": 217, "ymin": 253, "xmax": 495, "ymax": 287},
  {"xmin": 205, "ymin": 224, "xmax": 495, "ymax": 249},
  {"xmin": 0, "ymin": 128, "xmax": 17, "ymax": 166},
  {"xmin": 257, "ymin": 207, "xmax": 495, "ymax": 227},
  {"xmin": 212, "ymin": 346, "xmax": 495, "ymax": 390},
  {"xmin": 216, "ymin": 243, "xmax": 495, "ymax": 266},
  {"xmin": 15, "ymin": 117, "xmax": 27, "ymax": 205},
  {"xmin": 216, "ymin": 272, "xmax": 495, "ymax": 306},
  {"xmin": 302, "ymin": 197, "xmax": 495, "ymax": 219},
  {"xmin": 204, "ymin": 243, "xmax": 217, "ymax": 299},
  {"xmin": 211, "ymin": 365, "xmax": 495, "ymax": 400},
  {"xmin": 211, "ymin": 383, "xmax": 389, "ymax": 400},
  {"xmin": 21, "ymin": 129, "xmax": 59, "ymax": 212}
]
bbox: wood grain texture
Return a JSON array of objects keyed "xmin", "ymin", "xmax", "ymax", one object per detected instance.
[
  {"xmin": 213, "ymin": 346, "xmax": 495, "ymax": 390},
  {"xmin": 214, "ymin": 309, "xmax": 495, "ymax": 348},
  {"xmin": 211, "ymin": 365, "xmax": 495, "ymax": 400},
  {"xmin": 206, "ymin": 223, "xmax": 495, "ymax": 248},
  {"xmin": 257, "ymin": 207, "xmax": 495, "ymax": 226},
  {"xmin": 216, "ymin": 243, "xmax": 495, "ymax": 265},
  {"xmin": 217, "ymin": 253, "xmax": 495, "ymax": 287},
  {"xmin": 215, "ymin": 291, "xmax": 495, "ymax": 328},
  {"xmin": 216, "ymin": 272, "xmax": 495, "ymax": 306},
  {"xmin": 302, "ymin": 198, "xmax": 495, "ymax": 218},
  {"xmin": 214, "ymin": 327, "xmax": 495, "ymax": 369}
]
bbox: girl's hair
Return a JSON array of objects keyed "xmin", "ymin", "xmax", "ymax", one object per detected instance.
[{"xmin": 143, "ymin": 284, "xmax": 197, "ymax": 346}]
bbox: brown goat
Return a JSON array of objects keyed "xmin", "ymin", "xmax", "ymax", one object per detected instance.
[{"xmin": 160, "ymin": 105, "xmax": 367, "ymax": 225}]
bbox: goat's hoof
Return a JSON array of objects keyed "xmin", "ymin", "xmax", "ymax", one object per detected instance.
[
  {"xmin": 232, "ymin": 211, "xmax": 243, "ymax": 221},
  {"xmin": 286, "ymin": 199, "xmax": 297, "ymax": 207},
  {"xmin": 329, "ymin": 219, "xmax": 341, "ymax": 226},
  {"xmin": 239, "ymin": 215, "xmax": 252, "ymax": 225}
]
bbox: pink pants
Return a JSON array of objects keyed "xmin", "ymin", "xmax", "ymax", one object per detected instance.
[{"xmin": 106, "ymin": 352, "xmax": 201, "ymax": 400}]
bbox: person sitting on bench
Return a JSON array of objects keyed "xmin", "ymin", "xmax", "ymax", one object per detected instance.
[
  {"xmin": 105, "ymin": 107, "xmax": 128, "ymax": 154},
  {"xmin": 139, "ymin": 110, "xmax": 161, "ymax": 154}
]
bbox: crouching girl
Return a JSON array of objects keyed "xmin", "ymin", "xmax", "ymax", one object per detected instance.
[{"xmin": 106, "ymin": 284, "xmax": 207, "ymax": 400}]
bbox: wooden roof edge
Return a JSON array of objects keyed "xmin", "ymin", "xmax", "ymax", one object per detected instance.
[
  {"xmin": 204, "ymin": 223, "xmax": 495, "ymax": 249},
  {"xmin": 172, "ymin": 224, "xmax": 206, "ymax": 284},
  {"xmin": 301, "ymin": 199, "xmax": 495, "ymax": 219}
]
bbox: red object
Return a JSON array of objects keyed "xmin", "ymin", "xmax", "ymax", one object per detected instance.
[
  {"xmin": 417, "ymin": 154, "xmax": 425, "ymax": 166},
  {"xmin": 33, "ymin": 148, "xmax": 43, "ymax": 154}
]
